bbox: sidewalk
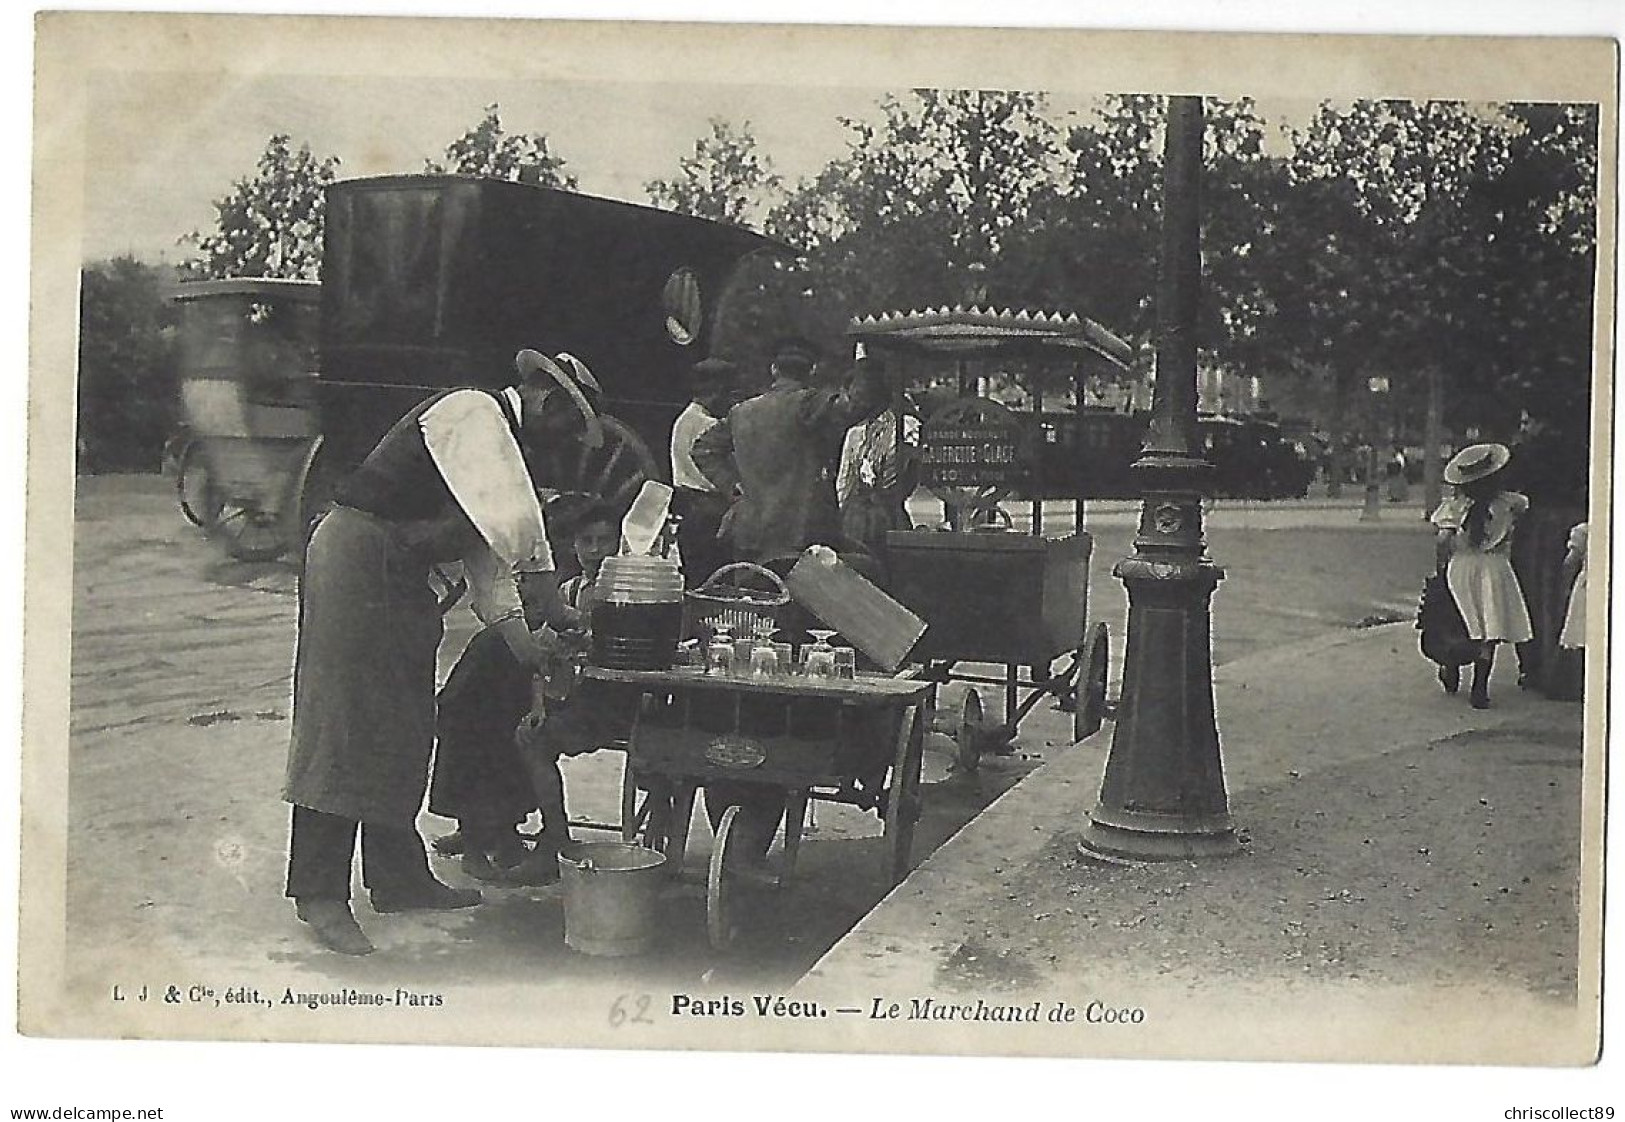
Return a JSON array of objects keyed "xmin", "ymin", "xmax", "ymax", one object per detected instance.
[{"xmin": 794, "ymin": 623, "xmax": 1595, "ymax": 1064}]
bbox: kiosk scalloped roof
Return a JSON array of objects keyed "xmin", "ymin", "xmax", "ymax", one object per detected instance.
[{"xmin": 846, "ymin": 305, "xmax": 1134, "ymax": 369}]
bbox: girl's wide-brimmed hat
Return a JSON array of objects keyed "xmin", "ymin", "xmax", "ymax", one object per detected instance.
[{"xmin": 1443, "ymin": 442, "xmax": 1511, "ymax": 485}]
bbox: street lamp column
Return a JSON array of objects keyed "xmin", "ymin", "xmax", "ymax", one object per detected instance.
[{"xmin": 1079, "ymin": 95, "xmax": 1240, "ymax": 862}]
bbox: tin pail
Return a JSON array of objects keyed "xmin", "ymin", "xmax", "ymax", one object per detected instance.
[{"xmin": 557, "ymin": 842, "xmax": 668, "ymax": 957}]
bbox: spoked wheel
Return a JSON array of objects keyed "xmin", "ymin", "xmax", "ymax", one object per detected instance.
[
  {"xmin": 1073, "ymin": 621, "xmax": 1110, "ymax": 742},
  {"xmin": 534, "ymin": 416, "xmax": 663, "ymax": 515},
  {"xmin": 283, "ymin": 436, "xmax": 334, "ymax": 565},
  {"xmin": 176, "ymin": 441, "xmax": 221, "ymax": 528},
  {"xmin": 706, "ymin": 805, "xmax": 746, "ymax": 950},
  {"xmin": 209, "ymin": 501, "xmax": 289, "ymax": 562},
  {"xmin": 883, "ymin": 704, "xmax": 925, "ymax": 886},
  {"xmin": 955, "ymin": 687, "xmax": 987, "ymax": 774}
]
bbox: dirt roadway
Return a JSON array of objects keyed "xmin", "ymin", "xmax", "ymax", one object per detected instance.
[{"xmin": 58, "ymin": 474, "xmax": 1436, "ymax": 1022}]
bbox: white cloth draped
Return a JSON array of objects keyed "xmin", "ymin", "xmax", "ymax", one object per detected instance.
[{"xmin": 419, "ymin": 389, "xmax": 554, "ymax": 624}]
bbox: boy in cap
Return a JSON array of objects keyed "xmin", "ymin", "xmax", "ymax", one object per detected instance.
[{"xmin": 670, "ymin": 356, "xmax": 739, "ymax": 588}]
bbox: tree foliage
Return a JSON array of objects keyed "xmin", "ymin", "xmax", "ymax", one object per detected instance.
[
  {"xmin": 1037, "ymin": 95, "xmax": 1281, "ymax": 378},
  {"xmin": 425, "ymin": 103, "xmax": 577, "ymax": 188},
  {"xmin": 645, "ymin": 117, "xmax": 782, "ymax": 225},
  {"xmin": 1274, "ymin": 101, "xmax": 1595, "ymax": 455},
  {"xmin": 78, "ymin": 257, "xmax": 180, "ymax": 472},
  {"xmin": 181, "ymin": 134, "xmax": 340, "ymax": 281},
  {"xmin": 743, "ymin": 89, "xmax": 1065, "ymax": 374}
]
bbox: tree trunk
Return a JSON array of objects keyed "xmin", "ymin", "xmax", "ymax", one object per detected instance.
[
  {"xmin": 1422, "ymin": 364, "xmax": 1444, "ymax": 518},
  {"xmin": 1325, "ymin": 367, "xmax": 1347, "ymax": 499}
]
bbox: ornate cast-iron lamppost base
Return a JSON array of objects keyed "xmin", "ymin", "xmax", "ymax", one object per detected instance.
[{"xmin": 1078, "ymin": 478, "xmax": 1241, "ymax": 864}]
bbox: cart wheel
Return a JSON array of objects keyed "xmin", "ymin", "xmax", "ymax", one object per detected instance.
[
  {"xmin": 210, "ymin": 502, "xmax": 289, "ymax": 562},
  {"xmin": 533, "ymin": 416, "xmax": 663, "ymax": 514},
  {"xmin": 706, "ymin": 804, "xmax": 745, "ymax": 950},
  {"xmin": 283, "ymin": 436, "xmax": 334, "ymax": 563},
  {"xmin": 955, "ymin": 687, "xmax": 987, "ymax": 774},
  {"xmin": 1074, "ymin": 622, "xmax": 1110, "ymax": 742},
  {"xmin": 176, "ymin": 441, "xmax": 221, "ymax": 528},
  {"xmin": 883, "ymin": 705, "xmax": 924, "ymax": 886}
]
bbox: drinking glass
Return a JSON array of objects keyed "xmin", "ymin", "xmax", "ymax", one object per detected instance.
[
  {"xmin": 804, "ymin": 629, "xmax": 837, "ymax": 679},
  {"xmin": 832, "ymin": 646, "xmax": 856, "ymax": 681},
  {"xmin": 749, "ymin": 620, "xmax": 781, "ymax": 679},
  {"xmin": 706, "ymin": 623, "xmax": 735, "ymax": 676}
]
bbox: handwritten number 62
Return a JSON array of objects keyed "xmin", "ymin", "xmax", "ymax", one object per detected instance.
[{"xmin": 609, "ymin": 994, "xmax": 654, "ymax": 1027}]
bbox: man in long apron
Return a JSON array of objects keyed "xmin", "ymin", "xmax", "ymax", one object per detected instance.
[{"xmin": 283, "ymin": 350, "xmax": 602, "ymax": 955}]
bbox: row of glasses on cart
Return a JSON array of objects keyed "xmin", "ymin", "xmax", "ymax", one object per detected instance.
[{"xmin": 680, "ymin": 618, "xmax": 856, "ymax": 680}]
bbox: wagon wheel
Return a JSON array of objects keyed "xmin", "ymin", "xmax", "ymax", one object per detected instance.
[
  {"xmin": 208, "ymin": 500, "xmax": 289, "ymax": 563},
  {"xmin": 536, "ymin": 416, "xmax": 663, "ymax": 514},
  {"xmin": 884, "ymin": 704, "xmax": 925, "ymax": 886},
  {"xmin": 954, "ymin": 687, "xmax": 987, "ymax": 774},
  {"xmin": 176, "ymin": 440, "xmax": 222, "ymax": 528},
  {"xmin": 283, "ymin": 436, "xmax": 335, "ymax": 564},
  {"xmin": 706, "ymin": 804, "xmax": 746, "ymax": 950},
  {"xmin": 1073, "ymin": 622, "xmax": 1110, "ymax": 742}
]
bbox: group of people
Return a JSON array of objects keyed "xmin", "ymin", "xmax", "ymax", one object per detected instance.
[
  {"xmin": 282, "ymin": 337, "xmax": 911, "ymax": 955},
  {"xmin": 1427, "ymin": 442, "xmax": 1587, "ymax": 711}
]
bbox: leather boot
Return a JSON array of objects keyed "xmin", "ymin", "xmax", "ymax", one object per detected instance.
[
  {"xmin": 500, "ymin": 835, "xmax": 564, "ymax": 886},
  {"xmin": 1438, "ymin": 664, "xmax": 1460, "ymax": 695},
  {"xmin": 1470, "ymin": 659, "xmax": 1493, "ymax": 709},
  {"xmin": 295, "ymin": 899, "xmax": 375, "ymax": 956}
]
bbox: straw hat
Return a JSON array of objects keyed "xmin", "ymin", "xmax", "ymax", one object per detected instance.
[{"xmin": 1443, "ymin": 442, "xmax": 1511, "ymax": 485}]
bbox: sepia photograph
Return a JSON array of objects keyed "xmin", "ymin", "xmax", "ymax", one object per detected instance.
[{"xmin": 11, "ymin": 1, "xmax": 1620, "ymax": 1114}]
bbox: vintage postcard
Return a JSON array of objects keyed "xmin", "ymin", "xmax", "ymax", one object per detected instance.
[{"xmin": 18, "ymin": 4, "xmax": 1616, "ymax": 1089}]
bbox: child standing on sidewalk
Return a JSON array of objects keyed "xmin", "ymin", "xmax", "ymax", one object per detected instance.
[{"xmin": 1430, "ymin": 443, "xmax": 1534, "ymax": 709}]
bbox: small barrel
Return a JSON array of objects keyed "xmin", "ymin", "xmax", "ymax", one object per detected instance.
[
  {"xmin": 591, "ymin": 556, "xmax": 684, "ymax": 670},
  {"xmin": 557, "ymin": 842, "xmax": 668, "ymax": 957}
]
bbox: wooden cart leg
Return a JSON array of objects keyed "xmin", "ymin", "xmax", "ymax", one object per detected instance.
[
  {"xmin": 620, "ymin": 759, "xmax": 639, "ymax": 844},
  {"xmin": 884, "ymin": 704, "xmax": 925, "ymax": 887},
  {"xmin": 663, "ymin": 781, "xmax": 698, "ymax": 877},
  {"xmin": 782, "ymin": 791, "xmax": 809, "ymax": 877}
]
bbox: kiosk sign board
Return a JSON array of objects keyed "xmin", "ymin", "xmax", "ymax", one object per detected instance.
[{"xmin": 918, "ymin": 398, "xmax": 1030, "ymax": 493}]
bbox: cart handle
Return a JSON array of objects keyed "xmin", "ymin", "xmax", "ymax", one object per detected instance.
[{"xmin": 694, "ymin": 561, "xmax": 790, "ymax": 605}]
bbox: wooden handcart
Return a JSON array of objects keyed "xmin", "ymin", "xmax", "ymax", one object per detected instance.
[{"xmin": 584, "ymin": 665, "xmax": 930, "ymax": 950}]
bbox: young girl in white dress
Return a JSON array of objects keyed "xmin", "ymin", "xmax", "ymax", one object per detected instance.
[{"xmin": 1430, "ymin": 443, "xmax": 1534, "ymax": 709}]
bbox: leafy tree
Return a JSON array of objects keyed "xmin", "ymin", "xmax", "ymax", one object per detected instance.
[
  {"xmin": 181, "ymin": 134, "xmax": 340, "ymax": 280},
  {"xmin": 78, "ymin": 257, "xmax": 180, "ymax": 472},
  {"xmin": 645, "ymin": 117, "xmax": 782, "ymax": 225},
  {"xmin": 1454, "ymin": 103, "xmax": 1598, "ymax": 504},
  {"xmin": 751, "ymin": 89, "xmax": 1065, "ymax": 375},
  {"xmin": 426, "ymin": 103, "xmax": 577, "ymax": 188},
  {"xmin": 1033, "ymin": 95, "xmax": 1283, "ymax": 382}
]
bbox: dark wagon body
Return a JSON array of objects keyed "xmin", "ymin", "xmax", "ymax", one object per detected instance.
[
  {"xmin": 317, "ymin": 174, "xmax": 784, "ymax": 476},
  {"xmin": 172, "ymin": 175, "xmax": 786, "ymax": 561}
]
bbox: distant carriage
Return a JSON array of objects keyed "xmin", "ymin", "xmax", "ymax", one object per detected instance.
[
  {"xmin": 170, "ymin": 277, "xmax": 321, "ymax": 560},
  {"xmin": 174, "ymin": 174, "xmax": 786, "ymax": 561},
  {"xmin": 1032, "ymin": 409, "xmax": 1313, "ymax": 501}
]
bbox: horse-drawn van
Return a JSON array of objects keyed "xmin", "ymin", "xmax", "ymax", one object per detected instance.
[{"xmin": 175, "ymin": 175, "xmax": 785, "ymax": 560}]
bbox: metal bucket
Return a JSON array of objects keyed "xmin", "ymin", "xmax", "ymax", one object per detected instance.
[{"xmin": 557, "ymin": 842, "xmax": 667, "ymax": 957}]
